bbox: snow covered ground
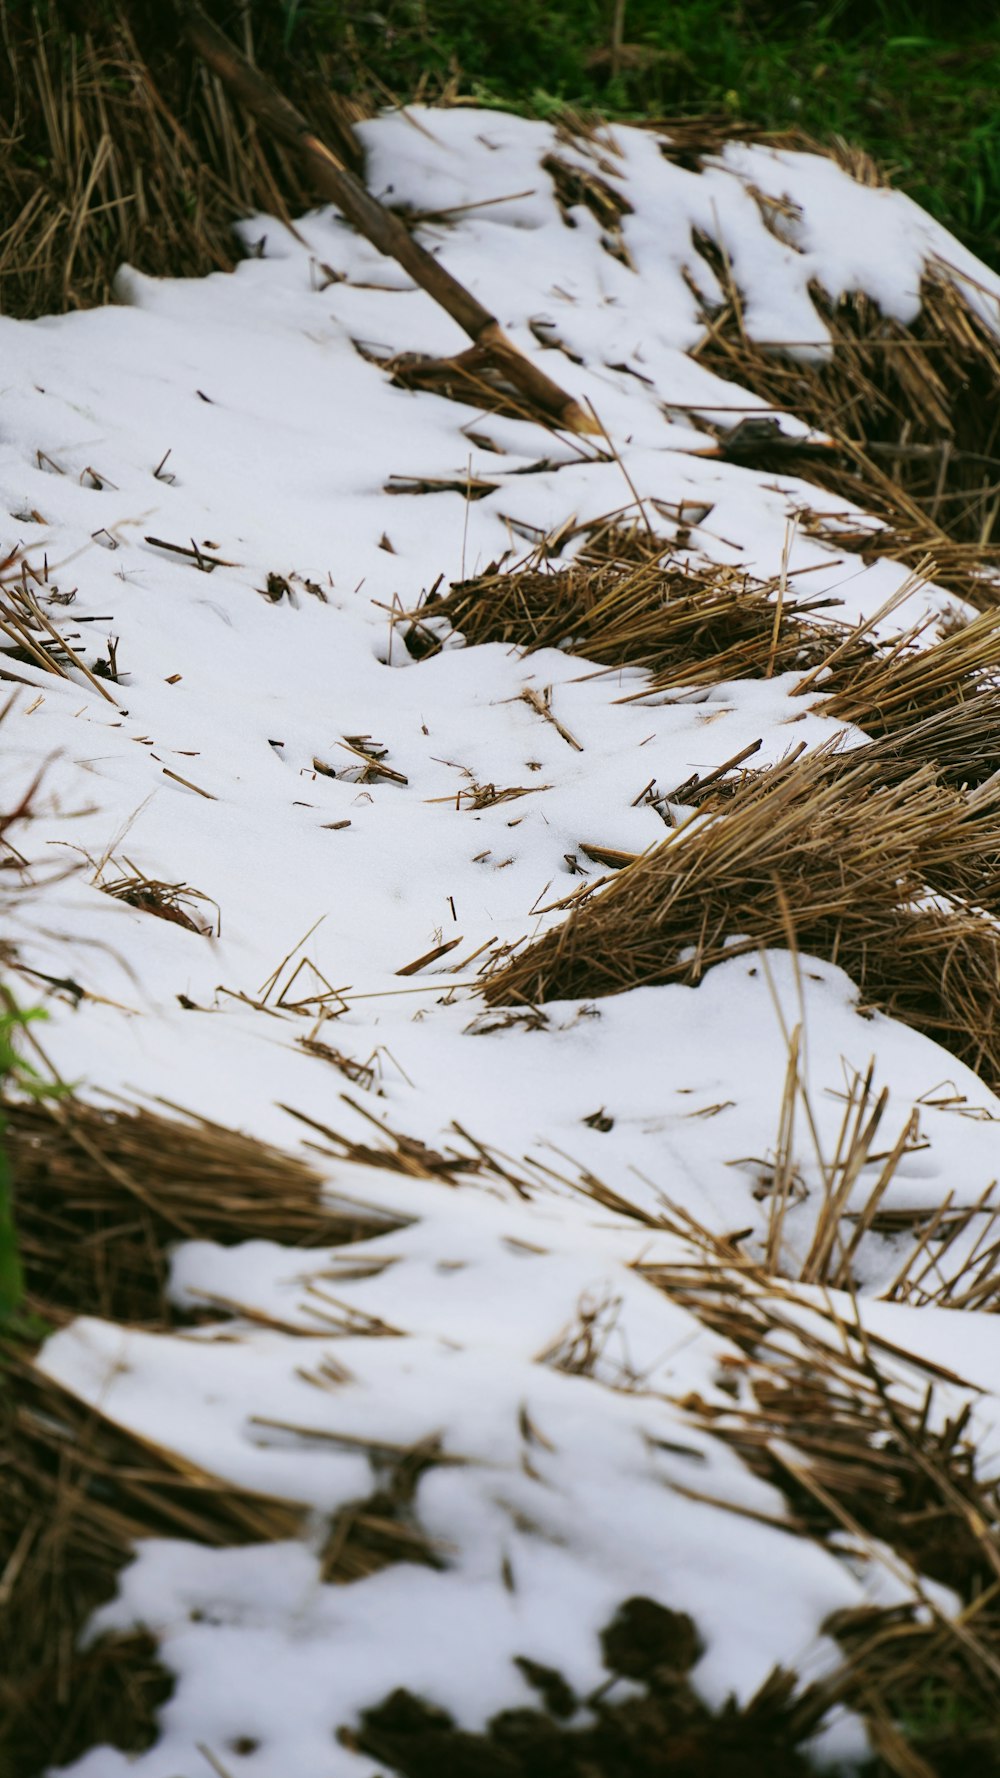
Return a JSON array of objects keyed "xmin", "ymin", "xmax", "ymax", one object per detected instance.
[{"xmin": 4, "ymin": 108, "xmax": 1000, "ymax": 1773}]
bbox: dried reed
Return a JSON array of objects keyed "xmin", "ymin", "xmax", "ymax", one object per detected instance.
[
  {"xmin": 0, "ymin": 550, "xmax": 117, "ymax": 704},
  {"xmin": 532, "ymin": 1159, "xmax": 1000, "ymax": 1763},
  {"xmin": 283, "ymin": 1095, "xmax": 536, "ymax": 1197},
  {"xmin": 0, "ymin": 1093, "xmax": 444, "ymax": 1776},
  {"xmin": 543, "ymin": 150, "xmax": 634, "ymax": 267},
  {"xmin": 631, "ymin": 1210, "xmax": 1000, "ymax": 1759},
  {"xmin": 817, "ymin": 605, "xmax": 1000, "ymax": 767},
  {"xmin": 89, "ymin": 855, "xmax": 221, "ymax": 935}
]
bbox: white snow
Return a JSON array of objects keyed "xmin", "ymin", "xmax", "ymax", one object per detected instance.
[{"xmin": 4, "ymin": 105, "xmax": 1000, "ymax": 1775}]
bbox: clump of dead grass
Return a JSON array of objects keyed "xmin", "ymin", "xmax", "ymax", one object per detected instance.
[
  {"xmin": 284, "ymin": 1093, "xmax": 536, "ymax": 1197},
  {"xmin": 1, "ymin": 547, "xmax": 118, "ymax": 704},
  {"xmin": 730, "ymin": 1033, "xmax": 1000, "ymax": 1311},
  {"xmin": 691, "ymin": 245, "xmax": 1000, "ymax": 605},
  {"xmin": 343, "ymin": 1235, "xmax": 1000, "ymax": 1776},
  {"xmin": 542, "ymin": 148, "xmax": 635, "ymax": 268},
  {"xmin": 5, "ymin": 1094, "xmax": 398, "ymax": 1325},
  {"xmin": 403, "ymin": 527, "xmax": 882, "ymax": 694},
  {"xmin": 651, "ymin": 1239, "xmax": 1000, "ymax": 1765},
  {"xmin": 0, "ymin": 1090, "xmax": 447, "ymax": 1775},
  {"xmin": 831, "ymin": 701, "xmax": 1000, "ymax": 813},
  {"xmin": 541, "ymin": 1163, "xmax": 1000, "ymax": 1767},
  {"xmin": 0, "ymin": 1354, "xmax": 306, "ymax": 1777},
  {"xmin": 484, "ymin": 746, "xmax": 1000, "ymax": 1091},
  {"xmin": 654, "ymin": 118, "xmax": 889, "ymax": 189},
  {"xmin": 0, "ymin": 2, "xmax": 368, "ymax": 319},
  {"xmin": 91, "ymin": 855, "xmax": 220, "ymax": 936},
  {"xmin": 816, "ymin": 604, "xmax": 1000, "ymax": 774}
]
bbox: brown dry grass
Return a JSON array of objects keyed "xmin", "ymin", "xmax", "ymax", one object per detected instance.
[
  {"xmin": 6, "ymin": 1074, "xmax": 1000, "ymax": 1773},
  {"xmin": 527, "ymin": 1161, "xmax": 1000, "ymax": 1771},
  {"xmin": 484, "ymin": 746, "xmax": 1000, "ymax": 1091},
  {"xmin": 691, "ymin": 245, "xmax": 1000, "ymax": 606},
  {"xmin": 403, "ymin": 526, "xmax": 884, "ymax": 695},
  {"xmin": 5, "ymin": 1094, "xmax": 399, "ymax": 1326},
  {"xmin": 1, "ymin": 546, "xmax": 119, "ymax": 704},
  {"xmin": 0, "ymin": 1340, "xmax": 448, "ymax": 1776},
  {"xmin": 331, "ymin": 1153, "xmax": 1000, "ymax": 1775},
  {"xmin": 0, "ymin": 1354, "xmax": 306, "ymax": 1777},
  {"xmin": 634, "ymin": 1208, "xmax": 1000, "ymax": 1766},
  {"xmin": 0, "ymin": 1089, "xmax": 439, "ymax": 1776},
  {"xmin": 543, "ymin": 146, "xmax": 635, "ymax": 267},
  {"xmin": 81, "ymin": 850, "xmax": 222, "ymax": 936},
  {"xmin": 0, "ymin": 2, "xmax": 368, "ymax": 319},
  {"xmin": 817, "ymin": 604, "xmax": 1000, "ymax": 765}
]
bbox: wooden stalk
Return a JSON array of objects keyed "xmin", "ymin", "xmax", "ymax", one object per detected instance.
[{"xmin": 174, "ymin": 2, "xmax": 597, "ymax": 435}]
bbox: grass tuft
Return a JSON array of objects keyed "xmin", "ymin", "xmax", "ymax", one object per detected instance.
[
  {"xmin": 484, "ymin": 746, "xmax": 1000, "ymax": 1092},
  {"xmin": 693, "ymin": 258, "xmax": 1000, "ymax": 605},
  {"xmin": 5, "ymin": 1093, "xmax": 398, "ymax": 1326},
  {"xmin": 0, "ymin": 1, "xmax": 368, "ymax": 319}
]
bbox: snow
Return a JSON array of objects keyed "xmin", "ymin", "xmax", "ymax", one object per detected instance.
[{"xmin": 4, "ymin": 105, "xmax": 1000, "ymax": 1774}]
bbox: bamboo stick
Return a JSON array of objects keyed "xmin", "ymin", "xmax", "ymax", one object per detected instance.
[{"xmin": 174, "ymin": 3, "xmax": 597, "ymax": 435}]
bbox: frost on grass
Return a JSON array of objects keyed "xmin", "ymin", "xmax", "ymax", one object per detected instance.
[{"xmin": 3, "ymin": 105, "xmax": 1000, "ymax": 1777}]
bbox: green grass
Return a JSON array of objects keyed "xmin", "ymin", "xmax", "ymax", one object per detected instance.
[
  {"xmin": 0, "ymin": 994, "xmax": 62, "ymax": 1335},
  {"xmin": 273, "ymin": 0, "xmax": 1000, "ymax": 268}
]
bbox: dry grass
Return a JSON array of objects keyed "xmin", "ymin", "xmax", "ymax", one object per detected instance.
[
  {"xmin": 534, "ymin": 1162, "xmax": 1000, "ymax": 1769},
  {"xmin": 283, "ymin": 1093, "xmax": 537, "ymax": 1197},
  {"xmin": 724, "ymin": 1034, "xmax": 1000, "ymax": 1310},
  {"xmin": 884, "ymin": 1187, "xmax": 1000, "ymax": 1315},
  {"xmin": 403, "ymin": 527, "xmax": 885, "ymax": 695},
  {"xmin": 339, "ymin": 1180, "xmax": 1000, "ymax": 1773},
  {"xmin": 817, "ymin": 604, "xmax": 1000, "ymax": 769},
  {"xmin": 90, "ymin": 854, "xmax": 221, "ymax": 936},
  {"xmin": 356, "ymin": 337, "xmax": 566, "ymax": 429},
  {"xmin": 691, "ymin": 245, "xmax": 1000, "ymax": 606},
  {"xmin": 833, "ymin": 699, "xmax": 1000, "ymax": 812},
  {"xmin": 0, "ymin": 3, "xmax": 368, "ymax": 319},
  {"xmin": 6, "ymin": 1075, "xmax": 1000, "ymax": 1772},
  {"xmin": 0, "ymin": 1091, "xmax": 441, "ymax": 1776},
  {"xmin": 0, "ymin": 546, "xmax": 118, "ymax": 704},
  {"xmin": 5, "ymin": 1094, "xmax": 398, "ymax": 1326},
  {"xmin": 542, "ymin": 147, "xmax": 635, "ymax": 268},
  {"xmin": 636, "ymin": 1215, "xmax": 1000, "ymax": 1766},
  {"xmin": 0, "ymin": 1354, "xmax": 306, "ymax": 1777},
  {"xmin": 654, "ymin": 118, "xmax": 889, "ymax": 189},
  {"xmin": 484, "ymin": 746, "xmax": 1000, "ymax": 1091},
  {"xmin": 0, "ymin": 1347, "xmax": 449, "ymax": 1775}
]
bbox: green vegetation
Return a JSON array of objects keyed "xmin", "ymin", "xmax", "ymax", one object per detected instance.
[
  {"xmin": 0, "ymin": 995, "xmax": 62, "ymax": 1334},
  {"xmin": 274, "ymin": 0, "xmax": 1000, "ymax": 267}
]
